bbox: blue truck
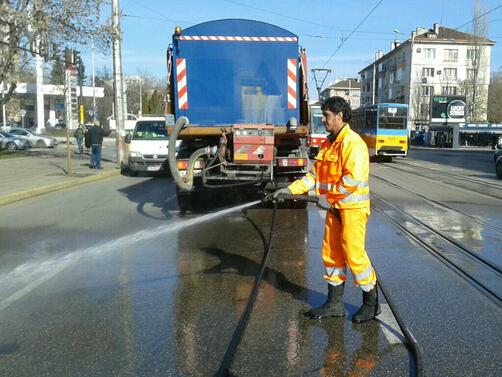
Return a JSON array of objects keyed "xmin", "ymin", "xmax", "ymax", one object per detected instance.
[{"xmin": 166, "ymin": 19, "xmax": 311, "ymax": 210}]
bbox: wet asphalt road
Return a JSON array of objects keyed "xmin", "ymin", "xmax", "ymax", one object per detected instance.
[{"xmin": 0, "ymin": 147, "xmax": 500, "ymax": 376}]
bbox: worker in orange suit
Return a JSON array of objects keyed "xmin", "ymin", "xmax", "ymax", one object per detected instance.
[{"xmin": 274, "ymin": 96, "xmax": 380, "ymax": 323}]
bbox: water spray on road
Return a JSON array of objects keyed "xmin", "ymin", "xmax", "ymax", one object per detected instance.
[{"xmin": 0, "ymin": 200, "xmax": 262, "ymax": 313}]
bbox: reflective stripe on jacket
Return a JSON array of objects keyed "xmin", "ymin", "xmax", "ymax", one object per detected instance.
[{"xmin": 288, "ymin": 124, "xmax": 370, "ymax": 209}]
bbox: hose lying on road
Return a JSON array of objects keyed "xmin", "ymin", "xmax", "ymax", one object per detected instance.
[
  {"xmin": 214, "ymin": 200, "xmax": 278, "ymax": 377},
  {"xmin": 215, "ymin": 195, "xmax": 423, "ymax": 377}
]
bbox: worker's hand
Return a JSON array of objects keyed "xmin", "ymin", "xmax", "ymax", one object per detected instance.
[
  {"xmin": 316, "ymin": 195, "xmax": 332, "ymax": 211},
  {"xmin": 272, "ymin": 187, "xmax": 291, "ymax": 200}
]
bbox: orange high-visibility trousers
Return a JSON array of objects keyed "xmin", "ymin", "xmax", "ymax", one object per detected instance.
[{"xmin": 321, "ymin": 207, "xmax": 376, "ymax": 291}]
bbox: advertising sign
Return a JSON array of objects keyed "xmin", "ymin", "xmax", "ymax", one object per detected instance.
[{"xmin": 430, "ymin": 96, "xmax": 467, "ymax": 123}]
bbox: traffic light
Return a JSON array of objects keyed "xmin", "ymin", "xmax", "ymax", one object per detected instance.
[
  {"xmin": 72, "ymin": 50, "xmax": 80, "ymax": 67},
  {"xmin": 70, "ymin": 87, "xmax": 78, "ymax": 112},
  {"xmin": 77, "ymin": 56, "xmax": 85, "ymax": 85},
  {"xmin": 64, "ymin": 47, "xmax": 74, "ymax": 67}
]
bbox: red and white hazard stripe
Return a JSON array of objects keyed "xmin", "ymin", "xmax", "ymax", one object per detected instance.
[
  {"xmin": 176, "ymin": 58, "xmax": 188, "ymax": 110},
  {"xmin": 179, "ymin": 35, "xmax": 297, "ymax": 42},
  {"xmin": 287, "ymin": 59, "xmax": 297, "ymax": 109}
]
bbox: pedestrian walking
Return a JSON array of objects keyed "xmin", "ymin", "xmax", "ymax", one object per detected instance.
[
  {"xmin": 86, "ymin": 122, "xmax": 111, "ymax": 169},
  {"xmin": 274, "ymin": 96, "xmax": 379, "ymax": 323},
  {"xmin": 74, "ymin": 124, "xmax": 85, "ymax": 158}
]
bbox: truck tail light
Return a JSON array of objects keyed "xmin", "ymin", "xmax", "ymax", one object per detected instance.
[
  {"xmin": 378, "ymin": 139, "xmax": 385, "ymax": 143},
  {"xmin": 176, "ymin": 159, "xmax": 204, "ymax": 170},
  {"xmin": 277, "ymin": 158, "xmax": 308, "ymax": 167},
  {"xmin": 399, "ymin": 140, "xmax": 406, "ymax": 144}
]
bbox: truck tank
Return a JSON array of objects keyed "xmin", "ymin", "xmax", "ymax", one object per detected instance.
[{"xmin": 165, "ymin": 19, "xmax": 311, "ymax": 211}]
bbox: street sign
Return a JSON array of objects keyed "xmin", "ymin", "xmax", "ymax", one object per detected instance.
[
  {"xmin": 430, "ymin": 96, "xmax": 467, "ymax": 124},
  {"xmin": 20, "ymin": 109, "xmax": 26, "ymax": 117}
]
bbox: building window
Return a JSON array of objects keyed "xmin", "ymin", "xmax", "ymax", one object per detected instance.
[
  {"xmin": 420, "ymin": 86, "xmax": 433, "ymax": 96},
  {"xmin": 424, "ymin": 48, "xmax": 436, "ymax": 59},
  {"xmin": 467, "ymin": 49, "xmax": 478, "ymax": 61},
  {"xmin": 444, "ymin": 68, "xmax": 457, "ymax": 79},
  {"xmin": 361, "ymin": 73, "xmax": 366, "ymax": 80},
  {"xmin": 443, "ymin": 49, "xmax": 458, "ymax": 62},
  {"xmin": 388, "ymin": 88, "xmax": 393, "ymax": 99},
  {"xmin": 389, "ymin": 71, "xmax": 395, "ymax": 83},
  {"xmin": 466, "ymin": 68, "xmax": 476, "ymax": 80},
  {"xmin": 422, "ymin": 67, "xmax": 435, "ymax": 77},
  {"xmin": 442, "ymin": 86, "xmax": 457, "ymax": 95}
]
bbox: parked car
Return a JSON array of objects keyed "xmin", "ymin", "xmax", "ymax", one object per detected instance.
[
  {"xmin": 0, "ymin": 131, "xmax": 29, "ymax": 151},
  {"xmin": 8, "ymin": 128, "xmax": 58, "ymax": 148},
  {"xmin": 495, "ymin": 137, "xmax": 502, "ymax": 179}
]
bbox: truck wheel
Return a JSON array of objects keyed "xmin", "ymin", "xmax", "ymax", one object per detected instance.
[{"xmin": 177, "ymin": 190, "xmax": 193, "ymax": 212}]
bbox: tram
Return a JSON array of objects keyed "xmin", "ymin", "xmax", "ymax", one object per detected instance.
[
  {"xmin": 307, "ymin": 104, "xmax": 328, "ymax": 158},
  {"xmin": 351, "ymin": 103, "xmax": 409, "ymax": 160}
]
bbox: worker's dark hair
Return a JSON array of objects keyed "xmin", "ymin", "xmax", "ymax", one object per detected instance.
[{"xmin": 321, "ymin": 96, "xmax": 351, "ymax": 123}]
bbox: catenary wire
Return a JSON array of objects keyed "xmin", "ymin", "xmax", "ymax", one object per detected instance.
[
  {"xmin": 455, "ymin": 4, "xmax": 502, "ymax": 30},
  {"xmin": 321, "ymin": 0, "xmax": 385, "ymax": 69}
]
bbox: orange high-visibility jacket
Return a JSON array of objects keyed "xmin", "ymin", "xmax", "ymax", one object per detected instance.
[{"xmin": 289, "ymin": 124, "xmax": 370, "ymax": 209}]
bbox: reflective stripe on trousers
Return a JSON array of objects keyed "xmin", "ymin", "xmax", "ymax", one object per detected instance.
[{"xmin": 321, "ymin": 207, "xmax": 376, "ymax": 291}]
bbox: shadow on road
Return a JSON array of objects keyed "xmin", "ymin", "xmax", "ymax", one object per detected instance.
[{"xmin": 118, "ymin": 176, "xmax": 178, "ymax": 220}]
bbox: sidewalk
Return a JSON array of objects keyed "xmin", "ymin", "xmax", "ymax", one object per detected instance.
[{"xmin": 0, "ymin": 150, "xmax": 121, "ymax": 206}]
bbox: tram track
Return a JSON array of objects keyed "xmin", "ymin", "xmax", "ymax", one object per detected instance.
[
  {"xmin": 370, "ymin": 191, "xmax": 502, "ymax": 307},
  {"xmin": 380, "ymin": 161, "xmax": 502, "ymax": 200},
  {"xmin": 371, "ymin": 171, "xmax": 502, "ymax": 237}
]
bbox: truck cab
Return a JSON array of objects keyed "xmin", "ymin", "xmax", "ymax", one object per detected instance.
[{"xmin": 125, "ymin": 117, "xmax": 173, "ymax": 175}]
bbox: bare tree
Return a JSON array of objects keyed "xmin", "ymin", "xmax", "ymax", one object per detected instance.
[
  {"xmin": 0, "ymin": 0, "xmax": 111, "ymax": 105},
  {"xmin": 488, "ymin": 71, "xmax": 502, "ymax": 122},
  {"xmin": 459, "ymin": 0, "xmax": 490, "ymax": 122}
]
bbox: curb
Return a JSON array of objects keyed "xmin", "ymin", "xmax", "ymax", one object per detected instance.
[{"xmin": 0, "ymin": 169, "xmax": 121, "ymax": 207}]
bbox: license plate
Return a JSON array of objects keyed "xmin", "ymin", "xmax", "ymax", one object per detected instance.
[{"xmin": 147, "ymin": 166, "xmax": 161, "ymax": 171}]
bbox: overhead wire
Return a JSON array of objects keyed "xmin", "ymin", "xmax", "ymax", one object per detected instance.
[
  {"xmin": 454, "ymin": 4, "xmax": 502, "ymax": 30},
  {"xmin": 321, "ymin": 0, "xmax": 385, "ymax": 69}
]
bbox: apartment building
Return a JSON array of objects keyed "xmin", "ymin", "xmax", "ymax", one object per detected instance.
[
  {"xmin": 319, "ymin": 78, "xmax": 361, "ymax": 108},
  {"xmin": 359, "ymin": 23, "xmax": 495, "ymax": 127}
]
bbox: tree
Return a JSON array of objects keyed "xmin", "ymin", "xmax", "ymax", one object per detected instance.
[
  {"xmin": 488, "ymin": 72, "xmax": 502, "ymax": 123},
  {"xmin": 0, "ymin": 0, "xmax": 111, "ymax": 105},
  {"xmin": 458, "ymin": 0, "xmax": 491, "ymax": 122},
  {"xmin": 49, "ymin": 59, "xmax": 65, "ymax": 85}
]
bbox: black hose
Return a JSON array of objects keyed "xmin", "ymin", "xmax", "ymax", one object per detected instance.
[
  {"xmin": 214, "ymin": 201, "xmax": 278, "ymax": 377},
  {"xmin": 375, "ymin": 271, "xmax": 424, "ymax": 377},
  {"xmin": 215, "ymin": 196, "xmax": 423, "ymax": 377}
]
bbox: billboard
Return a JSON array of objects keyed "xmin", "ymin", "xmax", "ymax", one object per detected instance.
[{"xmin": 430, "ymin": 96, "xmax": 467, "ymax": 124}]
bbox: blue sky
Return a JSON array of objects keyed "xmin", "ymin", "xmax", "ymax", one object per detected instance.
[{"xmin": 90, "ymin": 0, "xmax": 502, "ymax": 84}]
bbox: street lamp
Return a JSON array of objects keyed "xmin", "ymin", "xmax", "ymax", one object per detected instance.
[{"xmin": 361, "ymin": 58, "xmax": 376, "ymax": 105}]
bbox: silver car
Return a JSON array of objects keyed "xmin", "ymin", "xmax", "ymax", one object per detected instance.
[
  {"xmin": 8, "ymin": 128, "xmax": 58, "ymax": 148},
  {"xmin": 0, "ymin": 131, "xmax": 29, "ymax": 150}
]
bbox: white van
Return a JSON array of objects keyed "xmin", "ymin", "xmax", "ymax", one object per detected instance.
[{"xmin": 125, "ymin": 118, "xmax": 173, "ymax": 175}]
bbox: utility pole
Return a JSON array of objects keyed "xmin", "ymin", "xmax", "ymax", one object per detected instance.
[
  {"xmin": 78, "ymin": 54, "xmax": 84, "ymax": 125},
  {"xmin": 112, "ymin": 0, "xmax": 126, "ymax": 166},
  {"xmin": 35, "ymin": 36, "xmax": 45, "ymax": 133},
  {"xmin": 1, "ymin": 83, "xmax": 6, "ymax": 128}
]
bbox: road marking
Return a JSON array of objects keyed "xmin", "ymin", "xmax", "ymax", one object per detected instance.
[{"xmin": 377, "ymin": 303, "xmax": 405, "ymax": 345}]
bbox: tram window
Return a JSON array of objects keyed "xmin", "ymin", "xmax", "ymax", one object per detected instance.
[
  {"xmin": 378, "ymin": 107, "xmax": 407, "ymax": 129},
  {"xmin": 310, "ymin": 108, "xmax": 326, "ymax": 134}
]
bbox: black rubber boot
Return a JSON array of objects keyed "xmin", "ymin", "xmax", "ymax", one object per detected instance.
[
  {"xmin": 352, "ymin": 285, "xmax": 382, "ymax": 323},
  {"xmin": 307, "ymin": 283, "xmax": 345, "ymax": 319}
]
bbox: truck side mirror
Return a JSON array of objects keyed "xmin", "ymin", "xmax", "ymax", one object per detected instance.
[{"xmin": 125, "ymin": 133, "xmax": 132, "ymax": 144}]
